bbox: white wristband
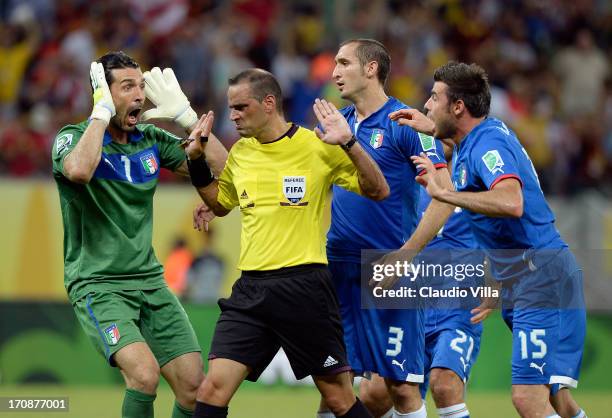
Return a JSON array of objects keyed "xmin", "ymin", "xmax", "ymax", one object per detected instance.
[
  {"xmin": 90, "ymin": 106, "xmax": 112, "ymax": 125},
  {"xmin": 175, "ymin": 106, "xmax": 198, "ymax": 130}
]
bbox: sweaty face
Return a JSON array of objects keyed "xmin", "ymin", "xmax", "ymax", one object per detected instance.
[
  {"xmin": 424, "ymin": 82, "xmax": 457, "ymax": 140},
  {"xmin": 227, "ymin": 83, "xmax": 267, "ymax": 138},
  {"xmin": 332, "ymin": 43, "xmax": 368, "ymax": 100},
  {"xmin": 108, "ymin": 67, "xmax": 145, "ymax": 132}
]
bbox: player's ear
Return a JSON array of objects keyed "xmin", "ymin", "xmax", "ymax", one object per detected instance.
[
  {"xmin": 366, "ymin": 61, "xmax": 378, "ymax": 79},
  {"xmin": 452, "ymin": 99, "xmax": 465, "ymax": 117},
  {"xmin": 262, "ymin": 94, "xmax": 276, "ymax": 114}
]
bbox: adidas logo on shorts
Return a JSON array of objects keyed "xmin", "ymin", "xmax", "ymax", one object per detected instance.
[{"xmin": 323, "ymin": 355, "xmax": 338, "ymax": 367}]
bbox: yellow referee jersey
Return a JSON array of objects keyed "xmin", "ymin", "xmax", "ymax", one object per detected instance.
[{"xmin": 217, "ymin": 124, "xmax": 361, "ymax": 271}]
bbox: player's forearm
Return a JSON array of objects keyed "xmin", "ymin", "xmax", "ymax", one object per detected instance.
[
  {"xmin": 402, "ymin": 198, "xmax": 455, "ymax": 252},
  {"xmin": 182, "ymin": 122, "xmax": 228, "ymax": 177},
  {"xmin": 196, "ymin": 181, "xmax": 231, "ymax": 217},
  {"xmin": 62, "ymin": 119, "xmax": 106, "ymax": 183},
  {"xmin": 345, "ymin": 143, "xmax": 390, "ymax": 201},
  {"xmin": 435, "ymin": 188, "xmax": 523, "ymax": 218},
  {"xmin": 402, "ymin": 168, "xmax": 455, "ymax": 251},
  {"xmin": 203, "ymin": 134, "xmax": 228, "ymax": 177}
]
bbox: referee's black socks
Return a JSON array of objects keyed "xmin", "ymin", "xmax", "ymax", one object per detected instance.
[
  {"xmin": 193, "ymin": 401, "xmax": 228, "ymax": 418},
  {"xmin": 338, "ymin": 398, "xmax": 373, "ymax": 418}
]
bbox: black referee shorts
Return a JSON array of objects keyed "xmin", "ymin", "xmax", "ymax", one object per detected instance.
[{"xmin": 208, "ymin": 263, "xmax": 351, "ymax": 381}]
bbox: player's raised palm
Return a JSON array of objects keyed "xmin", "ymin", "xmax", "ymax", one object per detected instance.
[
  {"xmin": 184, "ymin": 111, "xmax": 214, "ymax": 160},
  {"xmin": 412, "ymin": 152, "xmax": 445, "ymax": 199},
  {"xmin": 312, "ymin": 98, "xmax": 353, "ymax": 146}
]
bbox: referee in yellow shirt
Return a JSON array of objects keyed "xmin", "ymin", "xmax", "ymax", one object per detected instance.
[{"xmin": 183, "ymin": 69, "xmax": 389, "ymax": 418}]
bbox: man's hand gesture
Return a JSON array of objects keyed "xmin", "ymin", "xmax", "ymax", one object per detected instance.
[
  {"xmin": 89, "ymin": 62, "xmax": 115, "ymax": 125},
  {"xmin": 411, "ymin": 153, "xmax": 446, "ymax": 200},
  {"xmin": 312, "ymin": 98, "xmax": 353, "ymax": 146},
  {"xmin": 182, "ymin": 111, "xmax": 214, "ymax": 161},
  {"xmin": 389, "ymin": 108, "xmax": 435, "ymax": 136},
  {"xmin": 142, "ymin": 67, "xmax": 198, "ymax": 130}
]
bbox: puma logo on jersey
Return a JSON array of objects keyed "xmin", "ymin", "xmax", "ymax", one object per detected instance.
[
  {"xmin": 530, "ymin": 362, "xmax": 546, "ymax": 375},
  {"xmin": 391, "ymin": 359, "xmax": 406, "ymax": 372}
]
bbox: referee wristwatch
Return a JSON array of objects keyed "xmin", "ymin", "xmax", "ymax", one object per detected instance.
[{"xmin": 341, "ymin": 135, "xmax": 357, "ymax": 151}]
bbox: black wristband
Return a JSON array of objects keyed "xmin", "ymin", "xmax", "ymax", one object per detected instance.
[
  {"xmin": 341, "ymin": 135, "xmax": 357, "ymax": 151},
  {"xmin": 186, "ymin": 155, "xmax": 215, "ymax": 188}
]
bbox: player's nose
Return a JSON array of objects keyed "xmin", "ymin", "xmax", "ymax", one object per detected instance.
[
  {"xmin": 134, "ymin": 85, "xmax": 145, "ymax": 102},
  {"xmin": 332, "ymin": 65, "xmax": 341, "ymax": 79}
]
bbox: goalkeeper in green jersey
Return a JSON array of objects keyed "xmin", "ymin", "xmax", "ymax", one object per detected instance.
[{"xmin": 51, "ymin": 51, "xmax": 227, "ymax": 418}]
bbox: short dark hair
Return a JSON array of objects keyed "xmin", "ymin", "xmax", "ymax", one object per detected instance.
[
  {"xmin": 96, "ymin": 51, "xmax": 139, "ymax": 86},
  {"xmin": 433, "ymin": 61, "xmax": 491, "ymax": 118},
  {"xmin": 340, "ymin": 39, "xmax": 391, "ymax": 86},
  {"xmin": 228, "ymin": 69, "xmax": 283, "ymax": 113}
]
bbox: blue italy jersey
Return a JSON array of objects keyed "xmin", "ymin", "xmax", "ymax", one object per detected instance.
[
  {"xmin": 327, "ymin": 97, "xmax": 446, "ymax": 262},
  {"xmin": 452, "ymin": 117, "xmax": 566, "ymax": 280}
]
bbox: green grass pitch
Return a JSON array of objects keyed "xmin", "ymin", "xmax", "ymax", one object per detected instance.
[{"xmin": 0, "ymin": 384, "xmax": 610, "ymax": 417}]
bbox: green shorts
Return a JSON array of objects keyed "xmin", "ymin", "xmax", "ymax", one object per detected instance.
[{"xmin": 72, "ymin": 287, "xmax": 201, "ymax": 367}]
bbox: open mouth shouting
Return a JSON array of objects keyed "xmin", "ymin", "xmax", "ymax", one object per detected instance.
[{"xmin": 126, "ymin": 106, "xmax": 142, "ymax": 126}]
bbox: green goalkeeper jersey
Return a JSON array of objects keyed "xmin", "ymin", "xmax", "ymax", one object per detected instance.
[{"xmin": 52, "ymin": 121, "xmax": 186, "ymax": 300}]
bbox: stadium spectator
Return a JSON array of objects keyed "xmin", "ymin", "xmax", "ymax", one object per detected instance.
[
  {"xmin": 0, "ymin": 0, "xmax": 609, "ymax": 194},
  {"xmin": 163, "ymin": 237, "xmax": 194, "ymax": 297},
  {"xmin": 184, "ymin": 228, "xmax": 225, "ymax": 304},
  {"xmin": 553, "ymin": 28, "xmax": 609, "ymax": 118}
]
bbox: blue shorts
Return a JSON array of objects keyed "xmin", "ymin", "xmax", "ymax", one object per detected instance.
[
  {"xmin": 329, "ymin": 260, "xmax": 425, "ymax": 382},
  {"xmin": 501, "ymin": 249, "xmax": 586, "ymax": 388},
  {"xmin": 420, "ymin": 310, "xmax": 482, "ymax": 398}
]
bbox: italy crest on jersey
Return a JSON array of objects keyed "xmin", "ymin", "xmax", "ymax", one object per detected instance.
[
  {"xmin": 140, "ymin": 152, "xmax": 158, "ymax": 175},
  {"xmin": 370, "ymin": 129, "xmax": 384, "ymax": 149},
  {"xmin": 281, "ymin": 176, "xmax": 308, "ymax": 206},
  {"xmin": 104, "ymin": 324, "xmax": 120, "ymax": 345},
  {"xmin": 457, "ymin": 163, "xmax": 467, "ymax": 188}
]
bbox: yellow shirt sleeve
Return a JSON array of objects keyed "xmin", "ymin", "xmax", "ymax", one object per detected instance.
[
  {"xmin": 324, "ymin": 143, "xmax": 362, "ymax": 195},
  {"xmin": 217, "ymin": 150, "xmax": 238, "ymax": 210}
]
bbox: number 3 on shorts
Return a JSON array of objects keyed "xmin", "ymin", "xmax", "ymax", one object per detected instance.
[{"xmin": 386, "ymin": 326, "xmax": 404, "ymax": 357}]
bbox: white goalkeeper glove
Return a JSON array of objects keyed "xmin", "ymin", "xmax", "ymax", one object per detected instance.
[
  {"xmin": 89, "ymin": 61, "xmax": 115, "ymax": 125},
  {"xmin": 142, "ymin": 67, "xmax": 198, "ymax": 130}
]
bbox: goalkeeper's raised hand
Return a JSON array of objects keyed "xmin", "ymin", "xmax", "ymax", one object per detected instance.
[
  {"xmin": 142, "ymin": 67, "xmax": 198, "ymax": 130},
  {"xmin": 89, "ymin": 61, "xmax": 115, "ymax": 125}
]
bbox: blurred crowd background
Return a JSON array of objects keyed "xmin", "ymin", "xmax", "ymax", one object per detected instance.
[{"xmin": 0, "ymin": 0, "xmax": 610, "ymax": 195}]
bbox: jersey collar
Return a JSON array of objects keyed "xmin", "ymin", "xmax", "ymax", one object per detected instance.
[
  {"xmin": 347, "ymin": 96, "xmax": 398, "ymax": 126},
  {"xmin": 100, "ymin": 124, "xmax": 145, "ymax": 146},
  {"xmin": 458, "ymin": 117, "xmax": 491, "ymax": 150}
]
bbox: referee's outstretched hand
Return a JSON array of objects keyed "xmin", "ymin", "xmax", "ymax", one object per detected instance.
[
  {"xmin": 193, "ymin": 201, "xmax": 215, "ymax": 232},
  {"xmin": 313, "ymin": 98, "xmax": 353, "ymax": 146}
]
